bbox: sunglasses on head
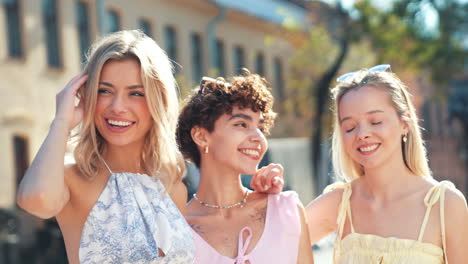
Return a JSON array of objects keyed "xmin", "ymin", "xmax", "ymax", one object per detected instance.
[
  {"xmin": 336, "ymin": 64, "xmax": 391, "ymax": 83},
  {"xmin": 199, "ymin": 76, "xmax": 231, "ymax": 94}
]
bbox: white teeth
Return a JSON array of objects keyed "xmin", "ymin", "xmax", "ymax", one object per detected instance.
[
  {"xmin": 241, "ymin": 149, "xmax": 260, "ymax": 157},
  {"xmin": 107, "ymin": 119, "xmax": 132, "ymax": 127},
  {"xmin": 359, "ymin": 144, "xmax": 379, "ymax": 152}
]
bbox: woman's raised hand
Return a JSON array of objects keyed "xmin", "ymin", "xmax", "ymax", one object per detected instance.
[
  {"xmin": 54, "ymin": 72, "xmax": 88, "ymax": 131},
  {"xmin": 250, "ymin": 163, "xmax": 284, "ymax": 194}
]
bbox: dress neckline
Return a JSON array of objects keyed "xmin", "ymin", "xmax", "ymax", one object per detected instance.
[
  {"xmin": 341, "ymin": 232, "xmax": 444, "ymax": 254},
  {"xmin": 191, "ymin": 194, "xmax": 272, "ymax": 260},
  {"xmin": 79, "ymin": 171, "xmax": 165, "ymax": 250},
  {"xmin": 332, "ymin": 180, "xmax": 453, "ymax": 263}
]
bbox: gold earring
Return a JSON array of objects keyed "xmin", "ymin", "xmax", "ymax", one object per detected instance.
[
  {"xmin": 402, "ymin": 134, "xmax": 407, "ymax": 143},
  {"xmin": 204, "ymin": 146, "xmax": 209, "ymax": 154}
]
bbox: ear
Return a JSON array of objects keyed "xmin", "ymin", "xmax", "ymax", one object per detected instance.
[
  {"xmin": 401, "ymin": 113, "xmax": 411, "ymax": 135},
  {"xmin": 191, "ymin": 126, "xmax": 209, "ymax": 148}
]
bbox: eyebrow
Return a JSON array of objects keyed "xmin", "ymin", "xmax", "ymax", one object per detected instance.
[
  {"xmin": 99, "ymin": 82, "xmax": 144, "ymax": 89},
  {"xmin": 228, "ymin": 113, "xmax": 265, "ymax": 123},
  {"xmin": 340, "ymin": 110, "xmax": 384, "ymax": 124},
  {"xmin": 228, "ymin": 113, "xmax": 252, "ymax": 121}
]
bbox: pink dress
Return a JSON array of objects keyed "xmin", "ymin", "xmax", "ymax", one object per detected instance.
[{"xmin": 192, "ymin": 191, "xmax": 301, "ymax": 264}]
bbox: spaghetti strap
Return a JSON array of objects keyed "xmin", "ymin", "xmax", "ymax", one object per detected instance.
[
  {"xmin": 100, "ymin": 158, "xmax": 113, "ymax": 174},
  {"xmin": 416, "ymin": 181, "xmax": 453, "ymax": 263},
  {"xmin": 324, "ymin": 182, "xmax": 354, "ymax": 263},
  {"xmin": 324, "ymin": 182, "xmax": 355, "ymax": 237},
  {"xmin": 439, "ymin": 181, "xmax": 453, "ymax": 264}
]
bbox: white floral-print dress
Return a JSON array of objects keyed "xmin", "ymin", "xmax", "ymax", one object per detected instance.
[{"xmin": 79, "ymin": 162, "xmax": 194, "ymax": 264}]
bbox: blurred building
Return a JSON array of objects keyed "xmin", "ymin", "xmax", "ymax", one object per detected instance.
[
  {"xmin": 1, "ymin": 0, "xmax": 312, "ymax": 261},
  {"xmin": 419, "ymin": 75, "xmax": 468, "ymax": 196}
]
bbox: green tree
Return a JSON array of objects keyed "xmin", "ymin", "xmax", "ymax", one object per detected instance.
[{"xmin": 286, "ymin": 0, "xmax": 468, "ymax": 190}]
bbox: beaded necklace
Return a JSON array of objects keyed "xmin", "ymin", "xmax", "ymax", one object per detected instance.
[{"xmin": 193, "ymin": 189, "xmax": 249, "ymax": 209}]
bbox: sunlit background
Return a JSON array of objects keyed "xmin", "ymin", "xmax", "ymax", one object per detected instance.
[{"xmin": 1, "ymin": 0, "xmax": 467, "ymax": 263}]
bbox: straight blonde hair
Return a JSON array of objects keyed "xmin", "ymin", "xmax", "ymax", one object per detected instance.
[
  {"xmin": 331, "ymin": 70, "xmax": 431, "ymax": 181},
  {"xmin": 73, "ymin": 30, "xmax": 184, "ymax": 189}
]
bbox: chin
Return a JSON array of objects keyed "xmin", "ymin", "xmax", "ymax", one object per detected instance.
[
  {"xmin": 104, "ymin": 139, "xmax": 132, "ymax": 147},
  {"xmin": 238, "ymin": 167, "xmax": 257, "ymax": 176},
  {"xmin": 359, "ymin": 160, "xmax": 385, "ymax": 171},
  {"xmin": 102, "ymin": 135, "xmax": 141, "ymax": 147}
]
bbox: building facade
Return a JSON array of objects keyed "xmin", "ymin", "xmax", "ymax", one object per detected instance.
[
  {"xmin": 0, "ymin": 0, "xmax": 308, "ymax": 208},
  {"xmin": 0, "ymin": 0, "xmax": 311, "ymax": 261}
]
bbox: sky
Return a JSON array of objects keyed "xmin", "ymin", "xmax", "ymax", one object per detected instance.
[{"xmin": 318, "ymin": 0, "xmax": 447, "ymax": 35}]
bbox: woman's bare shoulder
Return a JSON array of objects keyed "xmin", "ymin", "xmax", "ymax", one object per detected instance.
[{"xmin": 443, "ymin": 182, "xmax": 467, "ymax": 217}]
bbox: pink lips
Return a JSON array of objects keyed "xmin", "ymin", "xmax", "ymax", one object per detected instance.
[
  {"xmin": 104, "ymin": 118, "xmax": 135, "ymax": 133},
  {"xmin": 238, "ymin": 148, "xmax": 262, "ymax": 161},
  {"xmin": 357, "ymin": 143, "xmax": 380, "ymax": 156}
]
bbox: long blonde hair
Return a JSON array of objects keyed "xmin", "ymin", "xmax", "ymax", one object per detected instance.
[
  {"xmin": 73, "ymin": 30, "xmax": 184, "ymax": 189},
  {"xmin": 331, "ymin": 70, "xmax": 431, "ymax": 181}
]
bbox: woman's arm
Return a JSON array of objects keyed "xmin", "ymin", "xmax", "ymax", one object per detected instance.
[
  {"xmin": 169, "ymin": 179, "xmax": 188, "ymax": 215},
  {"xmin": 445, "ymin": 187, "xmax": 468, "ymax": 263},
  {"xmin": 297, "ymin": 203, "xmax": 314, "ymax": 264},
  {"xmin": 16, "ymin": 73, "xmax": 88, "ymax": 219},
  {"xmin": 305, "ymin": 188, "xmax": 343, "ymax": 245}
]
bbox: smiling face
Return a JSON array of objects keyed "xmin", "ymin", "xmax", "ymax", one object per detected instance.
[
  {"xmin": 94, "ymin": 58, "xmax": 152, "ymax": 149},
  {"xmin": 339, "ymin": 85, "xmax": 408, "ymax": 171},
  {"xmin": 204, "ymin": 106, "xmax": 268, "ymax": 175}
]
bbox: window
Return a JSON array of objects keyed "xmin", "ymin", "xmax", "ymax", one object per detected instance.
[
  {"xmin": 274, "ymin": 57, "xmax": 285, "ymax": 100},
  {"xmin": 139, "ymin": 19, "xmax": 152, "ymax": 37},
  {"xmin": 108, "ymin": 9, "xmax": 120, "ymax": 33},
  {"xmin": 76, "ymin": 1, "xmax": 90, "ymax": 64},
  {"xmin": 4, "ymin": 0, "xmax": 23, "ymax": 58},
  {"xmin": 214, "ymin": 39, "xmax": 225, "ymax": 76},
  {"xmin": 233, "ymin": 45, "xmax": 245, "ymax": 75},
  {"xmin": 165, "ymin": 26, "xmax": 179, "ymax": 73},
  {"xmin": 42, "ymin": 0, "xmax": 61, "ymax": 68},
  {"xmin": 255, "ymin": 52, "xmax": 265, "ymax": 76},
  {"xmin": 190, "ymin": 33, "xmax": 204, "ymax": 82},
  {"xmin": 164, "ymin": 26, "xmax": 177, "ymax": 63},
  {"xmin": 13, "ymin": 135, "xmax": 29, "ymax": 190}
]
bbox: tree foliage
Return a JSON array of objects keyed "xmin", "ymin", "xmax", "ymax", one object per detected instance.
[
  {"xmin": 354, "ymin": 0, "xmax": 468, "ymax": 86},
  {"xmin": 282, "ymin": 0, "xmax": 468, "ymax": 187}
]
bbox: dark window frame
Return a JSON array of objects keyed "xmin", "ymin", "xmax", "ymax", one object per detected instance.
[
  {"xmin": 255, "ymin": 52, "xmax": 265, "ymax": 76},
  {"xmin": 42, "ymin": 0, "xmax": 62, "ymax": 68},
  {"xmin": 107, "ymin": 9, "xmax": 120, "ymax": 33},
  {"xmin": 139, "ymin": 18, "xmax": 152, "ymax": 37},
  {"xmin": 214, "ymin": 38, "xmax": 225, "ymax": 77},
  {"xmin": 164, "ymin": 25, "xmax": 178, "ymax": 72},
  {"xmin": 13, "ymin": 135, "xmax": 29, "ymax": 192},
  {"xmin": 76, "ymin": 0, "xmax": 91, "ymax": 64},
  {"xmin": 233, "ymin": 45, "xmax": 245, "ymax": 75},
  {"xmin": 190, "ymin": 32, "xmax": 204, "ymax": 82},
  {"xmin": 4, "ymin": 0, "xmax": 23, "ymax": 58},
  {"xmin": 274, "ymin": 57, "xmax": 285, "ymax": 100}
]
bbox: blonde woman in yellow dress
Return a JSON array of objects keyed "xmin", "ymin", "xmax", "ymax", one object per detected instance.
[{"xmin": 306, "ymin": 65, "xmax": 468, "ymax": 263}]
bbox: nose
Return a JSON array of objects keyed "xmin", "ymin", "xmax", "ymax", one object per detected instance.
[
  {"xmin": 250, "ymin": 128, "xmax": 267, "ymax": 151},
  {"xmin": 250, "ymin": 128, "xmax": 264, "ymax": 142},
  {"xmin": 357, "ymin": 124, "xmax": 371, "ymax": 140},
  {"xmin": 110, "ymin": 94, "xmax": 128, "ymax": 114}
]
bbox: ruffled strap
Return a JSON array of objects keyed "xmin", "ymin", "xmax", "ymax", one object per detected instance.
[
  {"xmin": 324, "ymin": 182, "xmax": 355, "ymax": 237},
  {"xmin": 324, "ymin": 182, "xmax": 354, "ymax": 263},
  {"xmin": 417, "ymin": 181, "xmax": 454, "ymax": 264}
]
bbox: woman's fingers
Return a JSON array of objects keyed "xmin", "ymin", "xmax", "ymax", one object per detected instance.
[
  {"xmin": 55, "ymin": 73, "xmax": 88, "ymax": 131},
  {"xmin": 251, "ymin": 163, "xmax": 284, "ymax": 194},
  {"xmin": 70, "ymin": 74, "xmax": 88, "ymax": 95},
  {"xmin": 250, "ymin": 167, "xmax": 266, "ymax": 191}
]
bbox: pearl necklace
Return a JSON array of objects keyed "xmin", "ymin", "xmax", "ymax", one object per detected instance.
[{"xmin": 193, "ymin": 190, "xmax": 249, "ymax": 209}]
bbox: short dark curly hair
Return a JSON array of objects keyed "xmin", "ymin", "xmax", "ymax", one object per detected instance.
[{"xmin": 176, "ymin": 70, "xmax": 277, "ymax": 168}]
